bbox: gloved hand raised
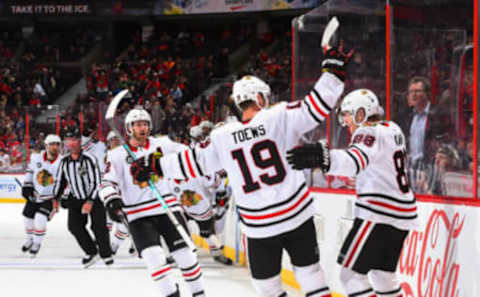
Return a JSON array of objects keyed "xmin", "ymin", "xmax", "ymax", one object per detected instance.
[{"xmin": 321, "ymin": 40, "xmax": 354, "ymax": 81}]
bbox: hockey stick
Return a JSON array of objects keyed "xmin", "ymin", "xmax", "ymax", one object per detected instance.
[
  {"xmin": 105, "ymin": 89, "xmax": 197, "ymax": 252},
  {"xmin": 321, "ymin": 16, "xmax": 339, "ymax": 52}
]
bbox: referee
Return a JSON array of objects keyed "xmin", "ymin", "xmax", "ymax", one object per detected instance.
[{"xmin": 54, "ymin": 126, "xmax": 113, "ymax": 268}]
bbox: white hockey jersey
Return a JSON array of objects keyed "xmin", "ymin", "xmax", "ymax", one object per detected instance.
[
  {"xmin": 159, "ymin": 73, "xmax": 344, "ymax": 238},
  {"xmin": 24, "ymin": 151, "xmax": 61, "ymax": 202},
  {"xmin": 100, "ymin": 136, "xmax": 188, "ymax": 222},
  {"xmin": 168, "ymin": 175, "xmax": 219, "ymax": 221},
  {"xmin": 328, "ymin": 121, "xmax": 419, "ymax": 230},
  {"xmin": 82, "ymin": 136, "xmax": 107, "ymax": 174}
]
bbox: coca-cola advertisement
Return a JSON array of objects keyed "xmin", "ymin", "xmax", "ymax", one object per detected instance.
[{"xmin": 398, "ymin": 208, "xmax": 471, "ymax": 297}]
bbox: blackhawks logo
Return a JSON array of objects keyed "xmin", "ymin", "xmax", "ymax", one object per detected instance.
[
  {"xmin": 36, "ymin": 170, "xmax": 54, "ymax": 186},
  {"xmin": 180, "ymin": 190, "xmax": 203, "ymax": 207}
]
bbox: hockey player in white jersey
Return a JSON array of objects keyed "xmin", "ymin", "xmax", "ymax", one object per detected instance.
[
  {"xmin": 287, "ymin": 89, "xmax": 418, "ymax": 297},
  {"xmin": 82, "ymin": 125, "xmax": 107, "ymax": 173},
  {"xmin": 21, "ymin": 134, "xmax": 62, "ymax": 257},
  {"xmin": 99, "ymin": 108, "xmax": 205, "ymax": 297},
  {"xmin": 131, "ymin": 44, "xmax": 353, "ymax": 297},
  {"xmin": 168, "ymin": 173, "xmax": 233, "ymax": 265},
  {"xmin": 103, "ymin": 131, "xmax": 133, "ymax": 255},
  {"xmin": 188, "ymin": 125, "xmax": 204, "ymax": 149}
]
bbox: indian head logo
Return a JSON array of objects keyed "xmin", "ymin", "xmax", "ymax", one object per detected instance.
[
  {"xmin": 180, "ymin": 190, "xmax": 203, "ymax": 207},
  {"xmin": 398, "ymin": 209, "xmax": 465, "ymax": 297},
  {"xmin": 36, "ymin": 170, "xmax": 54, "ymax": 186}
]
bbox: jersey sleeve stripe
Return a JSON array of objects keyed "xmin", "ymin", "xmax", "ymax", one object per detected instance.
[
  {"xmin": 345, "ymin": 150, "xmax": 360, "ymax": 174},
  {"xmin": 355, "ymin": 203, "xmax": 418, "ymax": 220},
  {"xmin": 366, "ymin": 199, "xmax": 417, "ymax": 212},
  {"xmin": 303, "ymin": 100, "xmax": 323, "ymax": 124},
  {"xmin": 350, "ymin": 148, "xmax": 366, "ymax": 169},
  {"xmin": 312, "ymin": 88, "xmax": 332, "ymax": 112},
  {"xmin": 184, "ymin": 150, "xmax": 197, "ymax": 178},
  {"xmin": 177, "ymin": 153, "xmax": 188, "ymax": 179},
  {"xmin": 350, "ymin": 145, "xmax": 370, "ymax": 165},
  {"xmin": 307, "ymin": 94, "xmax": 328, "ymax": 118},
  {"xmin": 191, "ymin": 148, "xmax": 204, "ymax": 176}
]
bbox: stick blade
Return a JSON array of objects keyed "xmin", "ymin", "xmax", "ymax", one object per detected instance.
[
  {"xmin": 321, "ymin": 16, "xmax": 339, "ymax": 50},
  {"xmin": 105, "ymin": 89, "xmax": 129, "ymax": 121}
]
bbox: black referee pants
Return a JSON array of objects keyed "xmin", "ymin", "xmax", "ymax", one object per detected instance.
[{"xmin": 67, "ymin": 198, "xmax": 112, "ymax": 258}]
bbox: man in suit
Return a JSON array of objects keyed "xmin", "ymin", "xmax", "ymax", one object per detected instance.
[{"xmin": 395, "ymin": 76, "xmax": 451, "ymax": 193}]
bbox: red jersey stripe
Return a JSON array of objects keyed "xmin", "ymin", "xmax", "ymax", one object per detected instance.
[
  {"xmin": 184, "ymin": 150, "xmax": 197, "ymax": 178},
  {"xmin": 351, "ymin": 148, "xmax": 366, "ymax": 169},
  {"xmin": 367, "ymin": 200, "xmax": 417, "ymax": 212},
  {"xmin": 240, "ymin": 191, "xmax": 310, "ymax": 220},
  {"xmin": 307, "ymin": 94, "xmax": 328, "ymax": 118}
]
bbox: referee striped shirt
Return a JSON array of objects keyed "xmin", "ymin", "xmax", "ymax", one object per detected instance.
[{"xmin": 54, "ymin": 151, "xmax": 101, "ymax": 200}]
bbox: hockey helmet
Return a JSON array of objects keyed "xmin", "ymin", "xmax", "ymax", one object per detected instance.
[
  {"xmin": 45, "ymin": 134, "xmax": 61, "ymax": 149},
  {"xmin": 232, "ymin": 75, "xmax": 271, "ymax": 109},
  {"xmin": 107, "ymin": 131, "xmax": 118, "ymax": 142},
  {"xmin": 125, "ymin": 108, "xmax": 152, "ymax": 136},
  {"xmin": 189, "ymin": 125, "xmax": 203, "ymax": 139},
  {"xmin": 338, "ymin": 89, "xmax": 383, "ymax": 126}
]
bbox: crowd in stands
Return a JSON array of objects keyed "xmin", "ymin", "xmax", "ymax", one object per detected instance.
[{"xmin": 0, "ymin": 20, "xmax": 477, "ymax": 200}]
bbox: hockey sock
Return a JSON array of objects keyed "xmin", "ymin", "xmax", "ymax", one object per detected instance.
[
  {"xmin": 24, "ymin": 217, "xmax": 34, "ymax": 242},
  {"xmin": 171, "ymin": 247, "xmax": 204, "ymax": 296},
  {"xmin": 251, "ymin": 274, "xmax": 288, "ymax": 297},
  {"xmin": 111, "ymin": 223, "xmax": 129, "ymax": 253},
  {"xmin": 340, "ymin": 267, "xmax": 374, "ymax": 297},
  {"xmin": 32, "ymin": 213, "xmax": 48, "ymax": 247},
  {"xmin": 292, "ymin": 263, "xmax": 331, "ymax": 297},
  {"xmin": 206, "ymin": 234, "xmax": 222, "ymax": 257},
  {"xmin": 141, "ymin": 246, "xmax": 177, "ymax": 296}
]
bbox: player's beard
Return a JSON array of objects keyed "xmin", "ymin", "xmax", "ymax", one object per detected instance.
[{"xmin": 132, "ymin": 129, "xmax": 149, "ymax": 145}]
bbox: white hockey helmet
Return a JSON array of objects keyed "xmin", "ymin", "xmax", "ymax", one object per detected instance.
[
  {"xmin": 338, "ymin": 89, "xmax": 383, "ymax": 126},
  {"xmin": 199, "ymin": 120, "xmax": 214, "ymax": 130},
  {"xmin": 189, "ymin": 125, "xmax": 203, "ymax": 139},
  {"xmin": 125, "ymin": 108, "xmax": 152, "ymax": 136},
  {"xmin": 107, "ymin": 131, "xmax": 118, "ymax": 142},
  {"xmin": 45, "ymin": 134, "xmax": 61, "ymax": 145},
  {"xmin": 232, "ymin": 75, "xmax": 271, "ymax": 109}
]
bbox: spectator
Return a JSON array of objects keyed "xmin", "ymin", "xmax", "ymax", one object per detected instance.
[
  {"xmin": 0, "ymin": 148, "xmax": 10, "ymax": 171},
  {"xmin": 395, "ymin": 76, "xmax": 452, "ymax": 192}
]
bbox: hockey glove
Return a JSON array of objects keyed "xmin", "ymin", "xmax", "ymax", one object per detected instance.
[
  {"xmin": 321, "ymin": 40, "xmax": 354, "ymax": 82},
  {"xmin": 286, "ymin": 141, "xmax": 330, "ymax": 172},
  {"xmin": 215, "ymin": 191, "xmax": 230, "ymax": 207},
  {"xmin": 130, "ymin": 153, "xmax": 164, "ymax": 183},
  {"xmin": 21, "ymin": 186, "xmax": 34, "ymax": 201},
  {"xmin": 106, "ymin": 198, "xmax": 125, "ymax": 223}
]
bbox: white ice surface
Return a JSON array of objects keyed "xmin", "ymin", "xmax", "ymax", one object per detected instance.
[{"xmin": 0, "ymin": 203, "xmax": 300, "ymax": 297}]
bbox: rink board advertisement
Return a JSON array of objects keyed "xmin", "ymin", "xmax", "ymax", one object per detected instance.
[
  {"xmin": 0, "ymin": 174, "xmax": 24, "ymax": 202},
  {"xmin": 279, "ymin": 192, "xmax": 480, "ymax": 297}
]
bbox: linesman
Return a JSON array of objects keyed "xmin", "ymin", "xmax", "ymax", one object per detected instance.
[{"xmin": 54, "ymin": 127, "xmax": 113, "ymax": 267}]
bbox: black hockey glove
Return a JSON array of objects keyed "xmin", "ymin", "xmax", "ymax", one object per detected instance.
[
  {"xmin": 21, "ymin": 186, "xmax": 34, "ymax": 201},
  {"xmin": 215, "ymin": 191, "xmax": 230, "ymax": 207},
  {"xmin": 105, "ymin": 198, "xmax": 125, "ymax": 223},
  {"xmin": 286, "ymin": 141, "xmax": 330, "ymax": 172},
  {"xmin": 321, "ymin": 40, "xmax": 354, "ymax": 82},
  {"xmin": 130, "ymin": 153, "xmax": 164, "ymax": 183}
]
